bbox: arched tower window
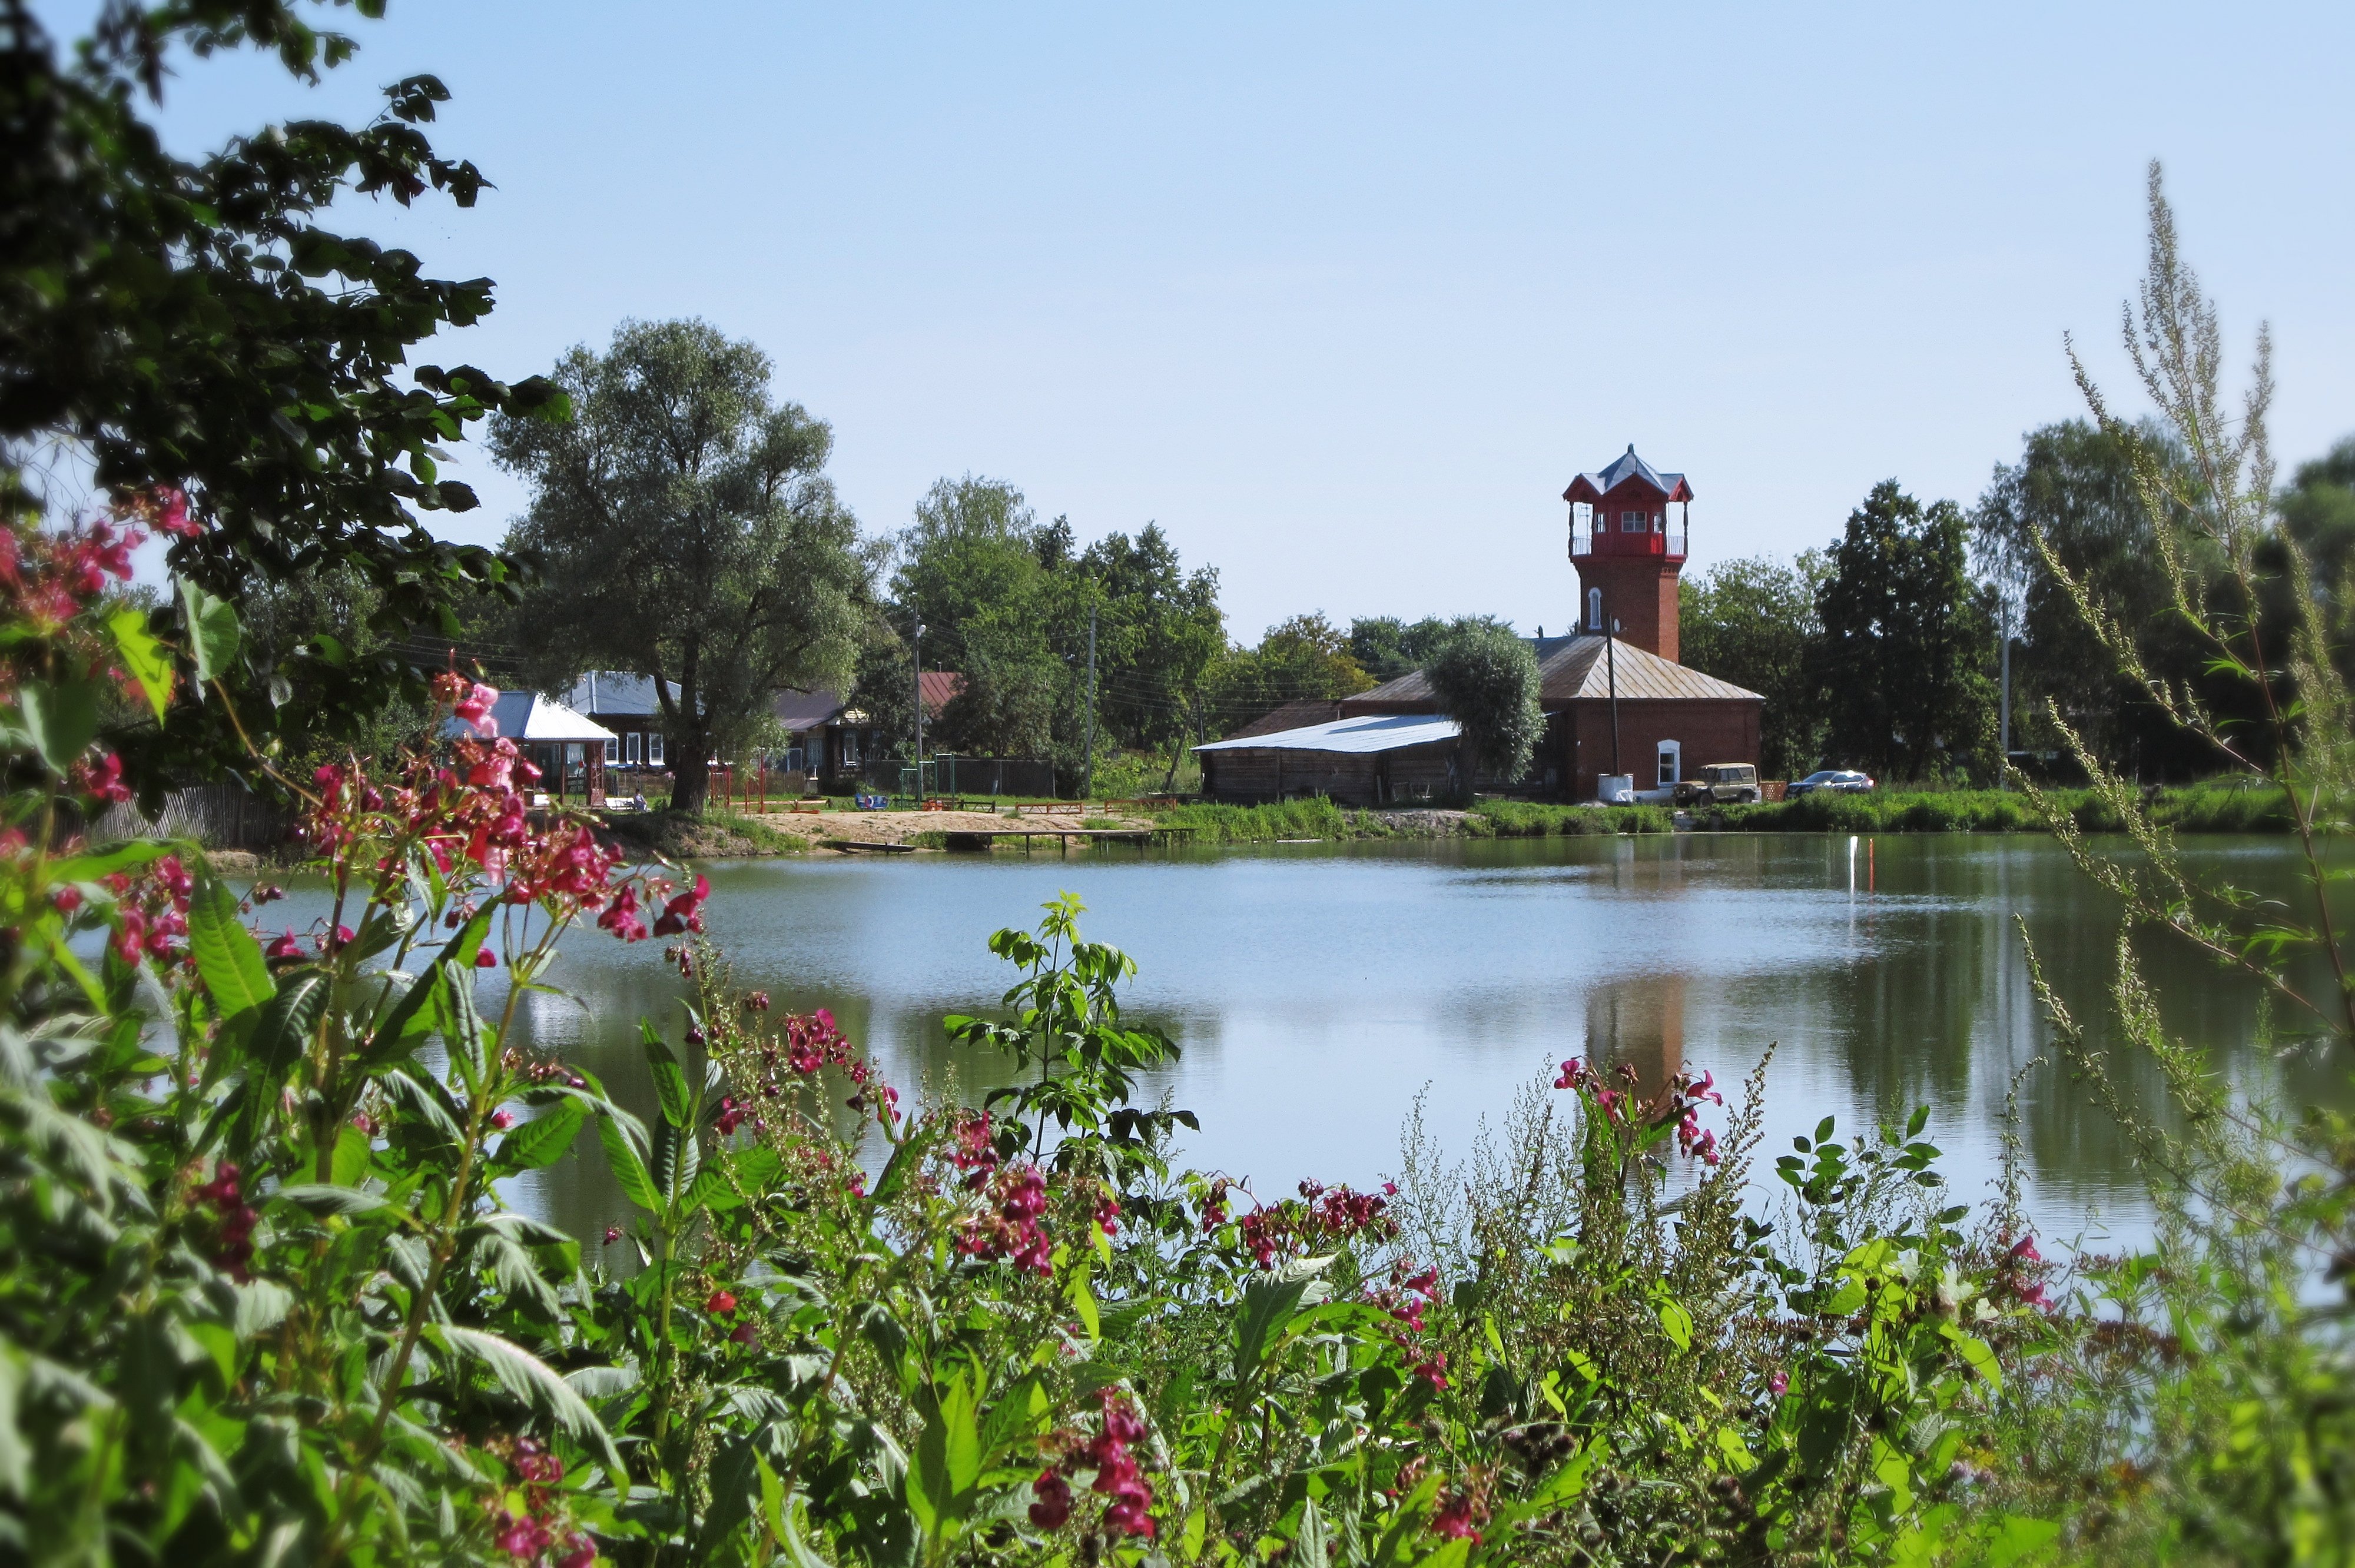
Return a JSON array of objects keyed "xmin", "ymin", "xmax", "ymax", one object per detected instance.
[{"xmin": 1587, "ymin": 587, "xmax": 1603, "ymax": 631}]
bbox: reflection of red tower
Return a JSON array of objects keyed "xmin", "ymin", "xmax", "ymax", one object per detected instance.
[{"xmin": 1564, "ymin": 446, "xmax": 1692, "ymax": 662}]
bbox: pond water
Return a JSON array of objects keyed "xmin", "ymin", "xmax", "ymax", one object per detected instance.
[{"xmin": 281, "ymin": 833, "xmax": 2348, "ymax": 1251}]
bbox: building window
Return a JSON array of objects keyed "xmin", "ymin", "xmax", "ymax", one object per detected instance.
[
  {"xmin": 648, "ymin": 732, "xmax": 665, "ymax": 766},
  {"xmin": 1651, "ymin": 513, "xmax": 1663, "ymax": 533},
  {"xmin": 1656, "ymin": 740, "xmax": 1681, "ymax": 788},
  {"xmin": 841, "ymin": 729, "xmax": 861, "ymax": 767},
  {"xmin": 602, "ymin": 736, "xmax": 619, "ymax": 765},
  {"xmin": 1620, "ymin": 510, "xmax": 1645, "ymax": 531},
  {"xmin": 1587, "ymin": 587, "xmax": 1603, "ymax": 630},
  {"xmin": 625, "ymin": 731, "xmax": 641, "ymax": 765}
]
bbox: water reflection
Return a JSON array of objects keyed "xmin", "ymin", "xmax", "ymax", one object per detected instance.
[
  {"xmin": 1584, "ymin": 973, "xmax": 1684, "ymax": 1089},
  {"xmin": 271, "ymin": 833, "xmax": 2347, "ymax": 1248}
]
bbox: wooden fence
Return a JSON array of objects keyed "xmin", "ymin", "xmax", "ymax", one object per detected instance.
[{"xmin": 94, "ymin": 782, "xmax": 290, "ymax": 851}]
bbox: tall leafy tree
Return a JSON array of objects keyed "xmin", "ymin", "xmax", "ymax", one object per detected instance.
[
  {"xmin": 1, "ymin": 0, "xmax": 562, "ymax": 795},
  {"xmin": 1349, "ymin": 614, "xmax": 1512, "ymax": 685},
  {"xmin": 1811, "ymin": 481, "xmax": 1996, "ymax": 782},
  {"xmin": 492, "ymin": 319, "xmax": 873, "ymax": 811},
  {"xmin": 1424, "ymin": 621, "xmax": 1544, "ymax": 786},
  {"xmin": 1075, "ymin": 524, "xmax": 1224, "ymax": 783},
  {"xmin": 1972, "ymin": 420, "xmax": 2227, "ymax": 778},
  {"xmin": 1679, "ymin": 553, "xmax": 1829, "ymax": 779},
  {"xmin": 1208, "ymin": 613, "xmax": 1372, "ymax": 731}
]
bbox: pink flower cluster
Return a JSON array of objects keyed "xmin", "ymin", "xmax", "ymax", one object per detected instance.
[
  {"xmin": 955, "ymin": 1162, "xmax": 1052, "ymax": 1275},
  {"xmin": 1554, "ymin": 1058, "xmax": 1726, "ymax": 1165},
  {"xmin": 1029, "ymin": 1388, "xmax": 1156, "ymax": 1537},
  {"xmin": 1996, "ymin": 1234, "xmax": 2055, "ymax": 1311},
  {"xmin": 1212, "ymin": 1177, "xmax": 1401, "ymax": 1270},
  {"xmin": 276, "ymin": 677, "xmax": 705, "ymax": 961},
  {"xmin": 191, "ymin": 1160, "xmax": 257, "ymax": 1281},
  {"xmin": 108, "ymin": 853, "xmax": 194, "ymax": 968},
  {"xmin": 0, "ymin": 512, "xmax": 143, "ymax": 630},
  {"xmin": 1366, "ymin": 1260, "xmax": 1448, "ymax": 1391},
  {"xmin": 486, "ymin": 1436, "xmax": 594, "ymax": 1566},
  {"xmin": 1430, "ymin": 1473, "xmax": 1492, "ymax": 1543}
]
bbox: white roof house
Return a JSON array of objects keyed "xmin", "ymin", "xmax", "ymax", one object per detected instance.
[{"xmin": 442, "ymin": 691, "xmax": 618, "ymax": 746}]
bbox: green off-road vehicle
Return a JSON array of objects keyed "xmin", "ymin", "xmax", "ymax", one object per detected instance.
[{"xmin": 1674, "ymin": 762, "xmax": 1761, "ymax": 806}]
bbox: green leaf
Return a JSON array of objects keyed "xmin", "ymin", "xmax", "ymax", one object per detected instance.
[
  {"xmin": 599, "ymin": 1115, "xmax": 660, "ymax": 1212},
  {"xmin": 271, "ymin": 1185, "xmax": 386, "ymax": 1216},
  {"xmin": 496, "ymin": 1101, "xmax": 586, "ymax": 1171},
  {"xmin": 361, "ymin": 905, "xmax": 493, "ymax": 1066},
  {"xmin": 1941, "ymin": 1326, "xmax": 2004, "ymax": 1392},
  {"xmin": 107, "ymin": 608, "xmax": 173, "ymax": 719},
  {"xmin": 177, "ymin": 577, "xmax": 242, "ymax": 684},
  {"xmin": 1065, "ymin": 1266, "xmax": 1101, "ymax": 1343},
  {"xmin": 247, "ymin": 971, "xmax": 327, "ymax": 1076},
  {"xmin": 1979, "ymin": 1513, "xmax": 2061, "ymax": 1567},
  {"xmin": 19, "ymin": 679, "xmax": 102, "ymax": 775},
  {"xmin": 330, "ymin": 1123, "xmax": 370, "ymax": 1187},
  {"xmin": 1656, "ymin": 1295, "xmax": 1694, "ymax": 1353},
  {"xmin": 436, "ymin": 1324, "xmax": 623, "ymax": 1473},
  {"xmin": 643, "ymin": 1020, "xmax": 692, "ymax": 1130},
  {"xmin": 1236, "ymin": 1255, "xmax": 1334, "ymax": 1376},
  {"xmin": 188, "ymin": 878, "xmax": 274, "ymax": 1018}
]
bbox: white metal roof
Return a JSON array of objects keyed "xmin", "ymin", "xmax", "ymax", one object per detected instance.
[
  {"xmin": 442, "ymin": 692, "xmax": 618, "ymax": 745},
  {"xmin": 1193, "ymin": 713, "xmax": 1461, "ymax": 755}
]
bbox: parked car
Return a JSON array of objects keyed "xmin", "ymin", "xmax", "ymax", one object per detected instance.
[
  {"xmin": 1673, "ymin": 762, "xmax": 1762, "ymax": 806},
  {"xmin": 1789, "ymin": 769, "xmax": 1875, "ymax": 796}
]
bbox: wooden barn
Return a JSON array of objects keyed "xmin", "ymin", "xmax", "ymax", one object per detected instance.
[{"xmin": 1192, "ymin": 713, "xmax": 1464, "ymax": 806}]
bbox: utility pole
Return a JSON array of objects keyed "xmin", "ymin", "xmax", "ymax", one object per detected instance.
[
  {"xmin": 1607, "ymin": 614, "xmax": 1621, "ymax": 783},
  {"xmin": 1998, "ymin": 597, "xmax": 2012, "ymax": 789},
  {"xmin": 1082, "ymin": 602, "xmax": 1097, "ymax": 803},
  {"xmin": 912, "ymin": 617, "xmax": 925, "ymax": 797}
]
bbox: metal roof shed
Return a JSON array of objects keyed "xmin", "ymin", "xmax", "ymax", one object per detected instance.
[
  {"xmin": 445, "ymin": 693, "xmax": 619, "ymax": 808},
  {"xmin": 1192, "ymin": 713, "xmax": 1465, "ymax": 806}
]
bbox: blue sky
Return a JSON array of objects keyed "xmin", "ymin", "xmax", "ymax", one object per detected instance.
[{"xmin": 103, "ymin": 1, "xmax": 2355, "ymax": 640}]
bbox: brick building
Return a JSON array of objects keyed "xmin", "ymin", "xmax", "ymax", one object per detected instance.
[{"xmin": 1200, "ymin": 446, "xmax": 1762, "ymax": 803}]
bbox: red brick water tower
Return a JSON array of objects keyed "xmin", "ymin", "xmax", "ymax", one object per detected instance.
[{"xmin": 1564, "ymin": 446, "xmax": 1691, "ymax": 662}]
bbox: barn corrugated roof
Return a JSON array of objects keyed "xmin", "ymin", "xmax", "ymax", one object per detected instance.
[
  {"xmin": 1192, "ymin": 713, "xmax": 1461, "ymax": 755},
  {"xmin": 1349, "ymin": 636, "xmax": 1761, "ymax": 708}
]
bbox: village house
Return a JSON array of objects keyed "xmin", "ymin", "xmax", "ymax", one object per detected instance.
[
  {"xmin": 445, "ymin": 690, "xmax": 619, "ymax": 809},
  {"xmin": 772, "ymin": 672, "xmax": 964, "ymax": 790},
  {"xmin": 1197, "ymin": 447, "xmax": 1763, "ymax": 805},
  {"xmin": 563, "ymin": 672, "xmax": 677, "ymax": 786}
]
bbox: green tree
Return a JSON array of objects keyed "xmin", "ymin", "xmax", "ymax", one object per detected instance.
[
  {"xmin": 0, "ymin": 0, "xmax": 562, "ymax": 797},
  {"xmin": 492, "ymin": 318, "xmax": 874, "ymax": 811},
  {"xmin": 1679, "ymin": 553, "xmax": 1829, "ymax": 780},
  {"xmin": 1972, "ymin": 420, "xmax": 2226, "ymax": 778},
  {"xmin": 1208, "ymin": 613, "xmax": 1372, "ymax": 732},
  {"xmin": 1348, "ymin": 614, "xmax": 1513, "ymax": 685},
  {"xmin": 1075, "ymin": 523, "xmax": 1224, "ymax": 785},
  {"xmin": 2270, "ymin": 435, "xmax": 2355, "ymax": 685},
  {"xmin": 1423, "ymin": 621, "xmax": 1545, "ymax": 786},
  {"xmin": 1812, "ymin": 481, "xmax": 1996, "ymax": 783}
]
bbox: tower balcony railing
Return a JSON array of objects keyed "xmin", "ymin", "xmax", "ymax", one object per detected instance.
[{"xmin": 1571, "ymin": 524, "xmax": 1687, "ymax": 559}]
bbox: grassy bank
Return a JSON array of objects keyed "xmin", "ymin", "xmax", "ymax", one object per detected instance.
[
  {"xmin": 1468, "ymin": 800, "xmax": 1677, "ymax": 836},
  {"xmin": 1696, "ymin": 781, "xmax": 2294, "ymax": 834},
  {"xmin": 1148, "ymin": 783, "xmax": 2296, "ymax": 845},
  {"xmin": 600, "ymin": 807, "xmax": 809, "ymax": 858}
]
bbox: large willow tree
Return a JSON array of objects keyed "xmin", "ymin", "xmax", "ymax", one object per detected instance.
[{"xmin": 492, "ymin": 318, "xmax": 874, "ymax": 810}]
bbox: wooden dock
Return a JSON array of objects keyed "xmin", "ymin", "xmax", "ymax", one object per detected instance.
[{"xmin": 940, "ymin": 826, "xmax": 1198, "ymax": 853}]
